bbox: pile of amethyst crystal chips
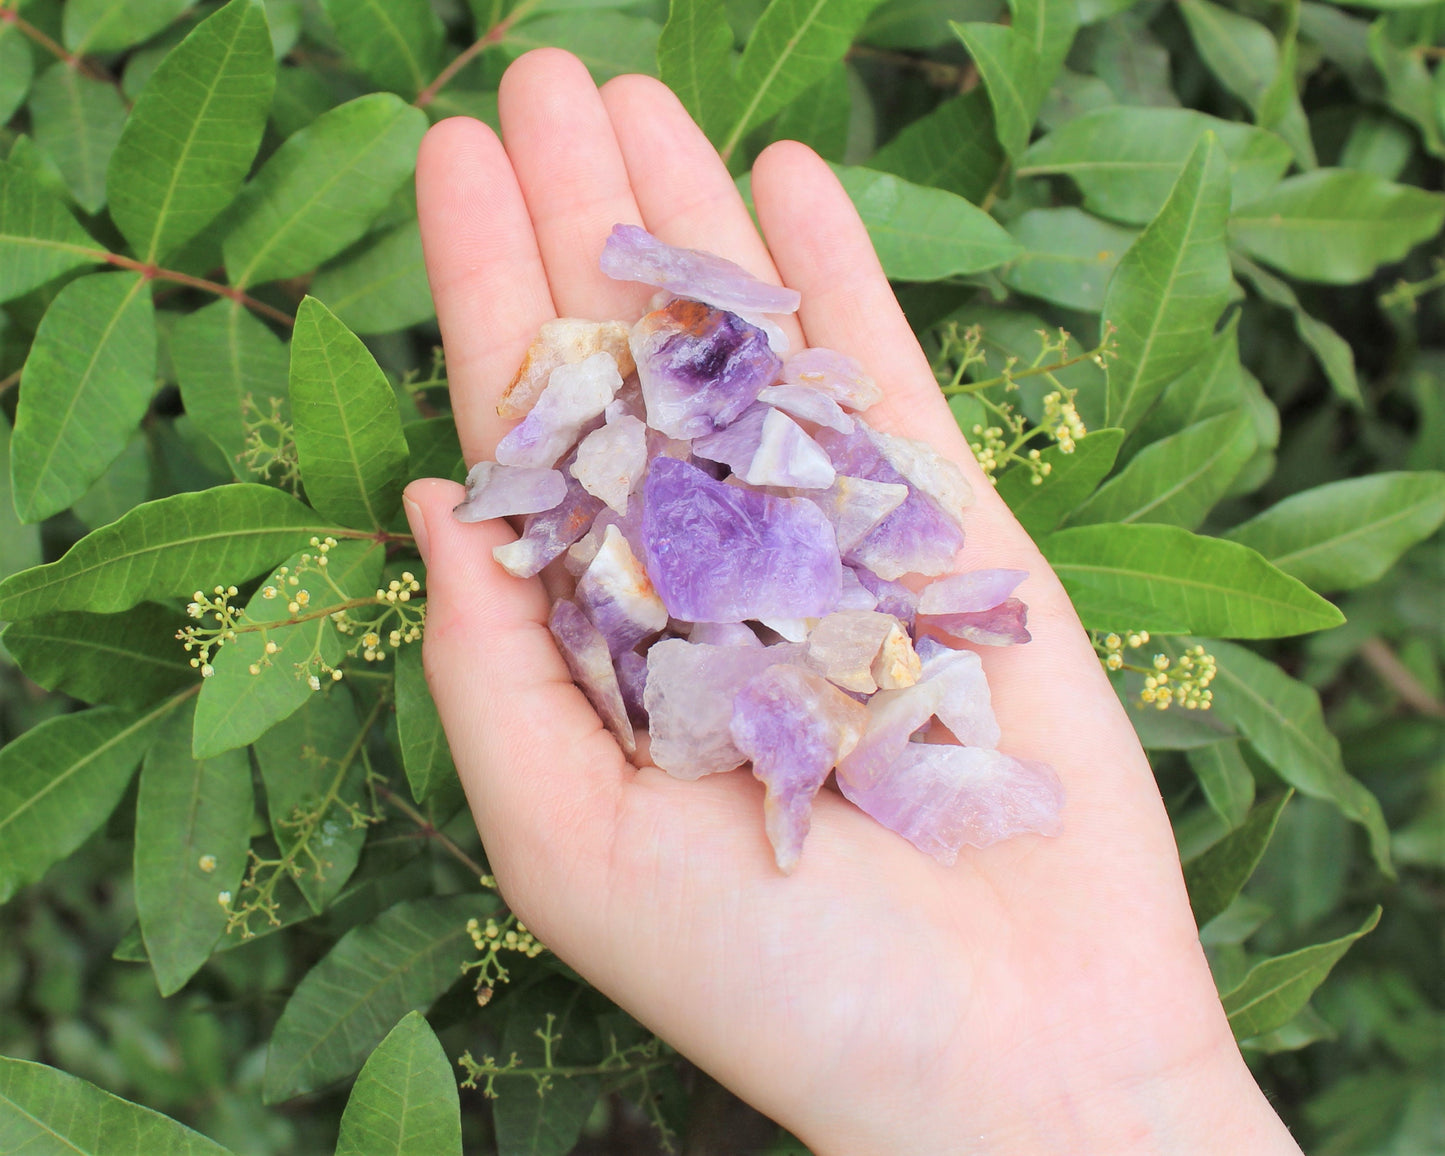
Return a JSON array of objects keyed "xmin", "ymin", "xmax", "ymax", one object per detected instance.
[{"xmin": 455, "ymin": 224, "xmax": 1063, "ymax": 873}]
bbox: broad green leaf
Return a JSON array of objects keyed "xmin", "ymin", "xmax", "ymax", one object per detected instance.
[
  {"xmin": 0, "ymin": 428, "xmax": 42, "ymax": 582},
  {"xmin": 1065, "ymin": 412, "xmax": 1254, "ymax": 529},
  {"xmin": 322, "ymin": 0, "xmax": 445, "ymax": 98},
  {"xmin": 1103, "ymin": 133, "xmax": 1232, "ymax": 433},
  {"xmin": 995, "ymin": 427, "xmax": 1124, "ymax": 539},
  {"xmin": 1239, "ymin": 1001, "xmax": 1336, "ymax": 1054},
  {"xmin": 1018, "ymin": 108, "xmax": 1292, "ymax": 226},
  {"xmin": 264, "ymin": 894, "xmax": 497, "ymax": 1102},
  {"xmin": 2, "ymin": 603, "xmax": 195, "ymax": 709},
  {"xmin": 172, "ymin": 299, "xmax": 291, "ymax": 472},
  {"xmin": 1012, "ymin": 0, "xmax": 1077, "ymax": 77},
  {"xmin": 771, "ymin": 63, "xmax": 853, "ymax": 162},
  {"xmin": 1184, "ymin": 790, "xmax": 1289, "ymax": 927},
  {"xmin": 311, "ymin": 221, "xmax": 435, "ymax": 335},
  {"xmin": 503, "ymin": 12, "xmax": 662, "ymax": 81},
  {"xmin": 0, "ymin": 699, "xmax": 177, "ymax": 904},
  {"xmin": 831, "ymin": 165, "xmax": 1021, "ymax": 278},
  {"xmin": 1198, "ymin": 638, "xmax": 1392, "ymax": 873},
  {"xmin": 1002, "ymin": 207, "xmax": 1137, "ymax": 312},
  {"xmin": 0, "ymin": 1055, "xmax": 232, "ymax": 1155},
  {"xmin": 28, "ymin": 63, "xmax": 128, "ymax": 214},
  {"xmin": 395, "ymin": 641, "xmax": 456, "ymax": 804},
  {"xmin": 107, "ymin": 0, "xmax": 276, "ymax": 264},
  {"xmin": 1126, "ymin": 313, "xmax": 1244, "ymax": 454},
  {"xmin": 192, "ymin": 538, "xmax": 384, "ymax": 758},
  {"xmin": 73, "ymin": 431, "xmax": 152, "ymax": 529},
  {"xmin": 1256, "ymin": 0, "xmax": 1315, "ymax": 168},
  {"xmin": 866, "ymin": 89, "xmax": 1003, "ymax": 204},
  {"xmin": 0, "ymin": 160, "xmax": 102, "ymax": 304},
  {"xmin": 1230, "ymin": 170, "xmax": 1445, "ymax": 285},
  {"xmin": 721, "ymin": 0, "xmax": 885, "ymax": 160},
  {"xmin": 861, "ymin": 0, "xmax": 1002, "ymax": 47},
  {"xmin": 0, "ymin": 20, "xmax": 33, "ymax": 125},
  {"xmin": 1368, "ymin": 20, "xmax": 1444, "ymax": 158},
  {"xmin": 1222, "ymin": 907, "xmax": 1381, "ymax": 1040},
  {"xmin": 253, "ymin": 682, "xmax": 369, "ymax": 912},
  {"xmin": 1083, "ymin": 15, "xmax": 1176, "ymax": 106},
  {"xmin": 658, "ymin": 0, "xmax": 740, "ymax": 144},
  {"xmin": 949, "ymin": 21, "xmax": 1041, "ymax": 159},
  {"xmin": 136, "ymin": 699, "xmax": 253, "ymax": 995},
  {"xmin": 63, "ymin": 0, "xmax": 193, "ymax": 53},
  {"xmin": 0, "ymin": 484, "xmax": 346, "ymax": 621},
  {"xmin": 289, "ymin": 297, "xmax": 411, "ymax": 529},
  {"xmin": 1040, "ymin": 523, "xmax": 1345, "ymax": 638},
  {"xmin": 335, "ymin": 1012, "xmax": 462, "ymax": 1156},
  {"xmin": 404, "ymin": 417, "xmax": 466, "ymax": 484},
  {"xmin": 1187, "ymin": 739, "xmax": 1257, "ymax": 829},
  {"xmin": 1339, "ymin": 112, "xmax": 1414, "ymax": 180},
  {"xmin": 223, "ymin": 93, "xmax": 428, "ymax": 289},
  {"xmin": 1223, "ymin": 472, "xmax": 1445, "ymax": 591}
]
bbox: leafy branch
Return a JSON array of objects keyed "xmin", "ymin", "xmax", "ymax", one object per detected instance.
[{"xmin": 413, "ymin": 0, "xmax": 542, "ymax": 108}]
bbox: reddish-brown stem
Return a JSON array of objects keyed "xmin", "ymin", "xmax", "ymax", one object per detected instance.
[
  {"xmin": 98, "ymin": 251, "xmax": 295, "ymax": 327},
  {"xmin": 0, "ymin": 5, "xmax": 116, "ymax": 85},
  {"xmin": 413, "ymin": 0, "xmax": 538, "ymax": 109},
  {"xmin": 0, "ymin": 368, "xmax": 20, "ymax": 395},
  {"xmin": 375, "ymin": 781, "xmax": 488, "ymax": 878}
]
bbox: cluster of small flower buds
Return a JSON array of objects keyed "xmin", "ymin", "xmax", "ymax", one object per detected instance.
[
  {"xmin": 968, "ymin": 423, "xmax": 1008, "ymax": 481},
  {"xmin": 177, "ymin": 586, "xmax": 242, "ymax": 677},
  {"xmin": 239, "ymin": 394, "xmax": 301, "ymax": 490},
  {"xmin": 1100, "ymin": 629, "xmax": 1151, "ymax": 670},
  {"xmin": 1042, "ymin": 388, "xmax": 1088, "ymax": 453},
  {"xmin": 464, "ymin": 913, "xmax": 546, "ymax": 1005},
  {"xmin": 377, "ymin": 572, "xmax": 421, "ymax": 605},
  {"xmin": 1140, "ymin": 645, "xmax": 1217, "ymax": 711}
]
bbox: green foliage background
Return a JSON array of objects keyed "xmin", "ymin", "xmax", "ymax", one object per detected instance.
[{"xmin": 0, "ymin": 0, "xmax": 1442, "ymax": 1151}]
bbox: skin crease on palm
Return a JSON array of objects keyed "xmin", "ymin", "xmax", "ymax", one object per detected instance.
[{"xmin": 403, "ymin": 48, "xmax": 1305, "ymax": 1156}]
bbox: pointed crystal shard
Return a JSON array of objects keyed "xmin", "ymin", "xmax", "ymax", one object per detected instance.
[
  {"xmin": 571, "ymin": 413, "xmax": 648, "ymax": 514},
  {"xmin": 757, "ymin": 384, "xmax": 856, "ymax": 432},
  {"xmin": 745, "ymin": 409, "xmax": 835, "ymax": 489},
  {"xmin": 924, "ymin": 598, "xmax": 1032, "ymax": 646},
  {"xmin": 548, "ymin": 599, "xmax": 636, "ymax": 754},
  {"xmin": 917, "ymin": 569, "xmax": 1028, "ymax": 615},
  {"xmin": 780, "ymin": 347, "xmax": 883, "ymax": 411},
  {"xmin": 499, "ymin": 318, "xmax": 635, "ymax": 420},
  {"xmin": 496, "ymin": 351, "xmax": 624, "ymax": 468},
  {"xmin": 805, "ymin": 475, "xmax": 909, "ymax": 554},
  {"xmin": 864, "ymin": 426, "xmax": 973, "ymax": 530},
  {"xmin": 601, "ymin": 224, "xmax": 802, "ymax": 315},
  {"xmin": 731, "ymin": 665, "xmax": 868, "ymax": 873},
  {"xmin": 454, "ymin": 462, "xmax": 567, "ymax": 523},
  {"xmin": 805, "ymin": 610, "xmax": 919, "ymax": 694},
  {"xmin": 492, "ymin": 463, "xmax": 605, "ymax": 578},
  {"xmin": 576, "ymin": 525, "xmax": 669, "ymax": 656}
]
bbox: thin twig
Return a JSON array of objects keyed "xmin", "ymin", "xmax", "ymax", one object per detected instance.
[
  {"xmin": 1359, "ymin": 636, "xmax": 1445, "ymax": 718},
  {"xmin": 375, "ymin": 781, "xmax": 488, "ymax": 878},
  {"xmin": 0, "ymin": 368, "xmax": 19, "ymax": 396},
  {"xmin": 96, "ymin": 252, "xmax": 295, "ymax": 326},
  {"xmin": 413, "ymin": 0, "xmax": 539, "ymax": 109}
]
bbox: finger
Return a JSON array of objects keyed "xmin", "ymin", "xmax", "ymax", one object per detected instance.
[
  {"xmin": 416, "ymin": 117, "xmax": 555, "ymax": 464},
  {"xmin": 498, "ymin": 50, "xmax": 654, "ymax": 321},
  {"xmin": 599, "ymin": 74, "xmax": 805, "ymax": 351}
]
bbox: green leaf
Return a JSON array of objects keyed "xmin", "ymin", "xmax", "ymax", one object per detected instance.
[
  {"xmin": 0, "ymin": 427, "xmax": 42, "ymax": 582},
  {"xmin": 1223, "ymin": 472, "xmax": 1445, "ymax": 591},
  {"xmin": 192, "ymin": 538, "xmax": 384, "ymax": 758},
  {"xmin": 1187, "ymin": 738, "xmax": 1257, "ymax": 829},
  {"xmin": 949, "ymin": 21, "xmax": 1040, "ymax": 160},
  {"xmin": 1230, "ymin": 169, "xmax": 1445, "ymax": 285},
  {"xmin": 830, "ymin": 164, "xmax": 1021, "ymax": 278},
  {"xmin": 28, "ymin": 62, "xmax": 129, "ymax": 214},
  {"xmin": 311, "ymin": 221, "xmax": 434, "ymax": 335},
  {"xmin": 135, "ymin": 699, "xmax": 253, "ymax": 995},
  {"xmin": 504, "ymin": 12, "xmax": 662, "ymax": 82},
  {"xmin": 335, "ymin": 1012, "xmax": 462, "ymax": 1156},
  {"xmin": 1221, "ymin": 907, "xmax": 1381, "ymax": 1040},
  {"xmin": 289, "ymin": 296, "xmax": 411, "ymax": 529},
  {"xmin": 771, "ymin": 63, "xmax": 853, "ymax": 162},
  {"xmin": 1198, "ymin": 638, "xmax": 1392, "ymax": 874},
  {"xmin": 172, "ymin": 299, "xmax": 290, "ymax": 472},
  {"xmin": 995, "ymin": 427, "xmax": 1124, "ymax": 539},
  {"xmin": 2, "ymin": 603, "xmax": 195, "ymax": 709},
  {"xmin": 1012, "ymin": 0, "xmax": 1078, "ymax": 77},
  {"xmin": 866, "ymin": 89, "xmax": 1003, "ymax": 204},
  {"xmin": 1368, "ymin": 20, "xmax": 1444, "ymax": 158},
  {"xmin": 1002, "ymin": 207, "xmax": 1137, "ymax": 312},
  {"xmin": 73, "ymin": 431, "xmax": 152, "ymax": 529},
  {"xmin": 395, "ymin": 641, "xmax": 456, "ymax": 804},
  {"xmin": 1065, "ymin": 412, "xmax": 1255, "ymax": 529},
  {"xmin": 1257, "ymin": 0, "xmax": 1315, "ymax": 169},
  {"xmin": 1184, "ymin": 790, "xmax": 1289, "ymax": 927},
  {"xmin": 222, "ymin": 93, "xmax": 428, "ymax": 289},
  {"xmin": 264, "ymin": 894, "xmax": 497, "ymax": 1102},
  {"xmin": 658, "ymin": 0, "xmax": 739, "ymax": 144},
  {"xmin": 721, "ymin": 0, "xmax": 885, "ymax": 160},
  {"xmin": 0, "ymin": 20, "xmax": 34, "ymax": 125},
  {"xmin": 1126, "ymin": 312, "xmax": 1244, "ymax": 454},
  {"xmin": 0, "ymin": 484, "xmax": 345, "ymax": 621},
  {"xmin": 0, "ymin": 699, "xmax": 176, "ymax": 904},
  {"xmin": 1040, "ymin": 523, "xmax": 1346, "ymax": 638},
  {"xmin": 0, "ymin": 1055, "xmax": 232, "ymax": 1154},
  {"xmin": 1018, "ymin": 108, "xmax": 1292, "ymax": 226},
  {"xmin": 106, "ymin": 0, "xmax": 277, "ymax": 264},
  {"xmin": 404, "ymin": 417, "xmax": 466, "ymax": 483},
  {"xmin": 321, "ymin": 0, "xmax": 445, "ymax": 98},
  {"xmin": 0, "ymin": 160, "xmax": 102, "ymax": 305},
  {"xmin": 10, "ymin": 271, "xmax": 157, "ymax": 523},
  {"xmin": 63, "ymin": 0, "xmax": 193, "ymax": 54}
]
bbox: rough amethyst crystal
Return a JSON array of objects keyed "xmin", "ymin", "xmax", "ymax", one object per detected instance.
[
  {"xmin": 601, "ymin": 223, "xmax": 802, "ymax": 316},
  {"xmin": 454, "ymin": 462, "xmax": 567, "ymax": 523},
  {"xmin": 548, "ymin": 599, "xmax": 635, "ymax": 754}
]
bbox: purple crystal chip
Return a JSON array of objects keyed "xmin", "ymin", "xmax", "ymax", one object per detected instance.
[
  {"xmin": 548, "ymin": 599, "xmax": 635, "ymax": 754},
  {"xmin": 454, "ymin": 462, "xmax": 567, "ymax": 523},
  {"xmin": 601, "ymin": 224, "xmax": 802, "ymax": 315}
]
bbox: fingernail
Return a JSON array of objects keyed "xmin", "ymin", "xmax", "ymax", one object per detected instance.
[{"xmin": 403, "ymin": 494, "xmax": 430, "ymax": 565}]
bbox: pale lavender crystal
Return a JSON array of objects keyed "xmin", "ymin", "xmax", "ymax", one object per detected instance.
[
  {"xmin": 689, "ymin": 622, "xmax": 762, "ymax": 648},
  {"xmin": 759, "ymin": 617, "xmax": 811, "ymax": 642},
  {"xmin": 864, "ymin": 426, "xmax": 973, "ymax": 531},
  {"xmin": 692, "ymin": 404, "xmax": 769, "ymax": 472},
  {"xmin": 852, "ymin": 567, "xmax": 918, "ymax": 626},
  {"xmin": 571, "ymin": 414, "xmax": 648, "ymax": 514},
  {"xmin": 644, "ymin": 638, "xmax": 806, "ymax": 778},
  {"xmin": 731, "ymin": 665, "xmax": 868, "ymax": 873},
  {"xmin": 616, "ymin": 650, "xmax": 649, "ymax": 727},
  {"xmin": 838, "ymin": 745, "xmax": 1063, "ymax": 865},
  {"xmin": 917, "ymin": 569, "xmax": 1028, "ymax": 615},
  {"xmin": 924, "ymin": 599, "xmax": 1032, "ymax": 646},
  {"xmin": 454, "ymin": 462, "xmax": 567, "ymax": 523},
  {"xmin": 805, "ymin": 475, "xmax": 909, "ymax": 554},
  {"xmin": 496, "ymin": 352, "xmax": 623, "ymax": 468},
  {"xmin": 548, "ymin": 599, "xmax": 635, "ymax": 754},
  {"xmin": 601, "ymin": 224, "xmax": 802, "ymax": 315},
  {"xmin": 781, "ymin": 347, "xmax": 883, "ymax": 411},
  {"xmin": 576, "ymin": 525, "xmax": 669, "ymax": 656},
  {"xmin": 836, "ymin": 567, "xmax": 879, "ymax": 611},
  {"xmin": 631, "ymin": 300, "xmax": 783, "ymax": 439},
  {"xmin": 498, "ymin": 318, "xmax": 634, "ymax": 420},
  {"xmin": 745, "ymin": 409, "xmax": 835, "ymax": 489},
  {"xmin": 492, "ymin": 463, "xmax": 605, "ymax": 578},
  {"xmin": 641, "ymin": 457, "xmax": 842, "ymax": 622},
  {"xmin": 757, "ymin": 385, "xmax": 855, "ymax": 433}
]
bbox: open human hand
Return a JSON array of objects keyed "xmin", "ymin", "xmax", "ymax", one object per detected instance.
[{"xmin": 403, "ymin": 48, "xmax": 1301, "ymax": 1155}]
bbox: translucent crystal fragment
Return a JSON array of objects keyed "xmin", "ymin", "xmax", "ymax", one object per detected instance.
[
  {"xmin": 640, "ymin": 457, "xmax": 842, "ymax": 622},
  {"xmin": 806, "ymin": 610, "xmax": 920, "ymax": 694},
  {"xmin": 852, "ymin": 567, "xmax": 918, "ymax": 626},
  {"xmin": 836, "ymin": 567, "xmax": 880, "ymax": 611},
  {"xmin": 496, "ymin": 351, "xmax": 623, "ymax": 468},
  {"xmin": 780, "ymin": 347, "xmax": 883, "ymax": 411},
  {"xmin": 692, "ymin": 404, "xmax": 768, "ymax": 473},
  {"xmin": 453, "ymin": 462, "xmax": 567, "ymax": 523},
  {"xmin": 757, "ymin": 384, "xmax": 855, "ymax": 432},
  {"xmin": 689, "ymin": 622, "xmax": 763, "ymax": 648},
  {"xmin": 616, "ymin": 650, "xmax": 649, "ymax": 727},
  {"xmin": 548, "ymin": 599, "xmax": 635, "ymax": 754},
  {"xmin": 576, "ymin": 525, "xmax": 669, "ymax": 656},
  {"xmin": 917, "ymin": 569, "xmax": 1028, "ymax": 615},
  {"xmin": 838, "ymin": 745, "xmax": 1063, "ymax": 865},
  {"xmin": 631, "ymin": 300, "xmax": 782, "ymax": 439},
  {"xmin": 745, "ymin": 409, "xmax": 835, "ymax": 489},
  {"xmin": 499, "ymin": 318, "xmax": 634, "ymax": 419},
  {"xmin": 805, "ymin": 475, "xmax": 909, "ymax": 554},
  {"xmin": 492, "ymin": 465, "xmax": 605, "ymax": 578},
  {"xmin": 731, "ymin": 665, "xmax": 869, "ymax": 872},
  {"xmin": 601, "ymin": 223, "xmax": 802, "ymax": 315},
  {"xmin": 865, "ymin": 426, "xmax": 973, "ymax": 530},
  {"xmin": 571, "ymin": 414, "xmax": 648, "ymax": 514},
  {"xmin": 924, "ymin": 599, "xmax": 1032, "ymax": 646}
]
